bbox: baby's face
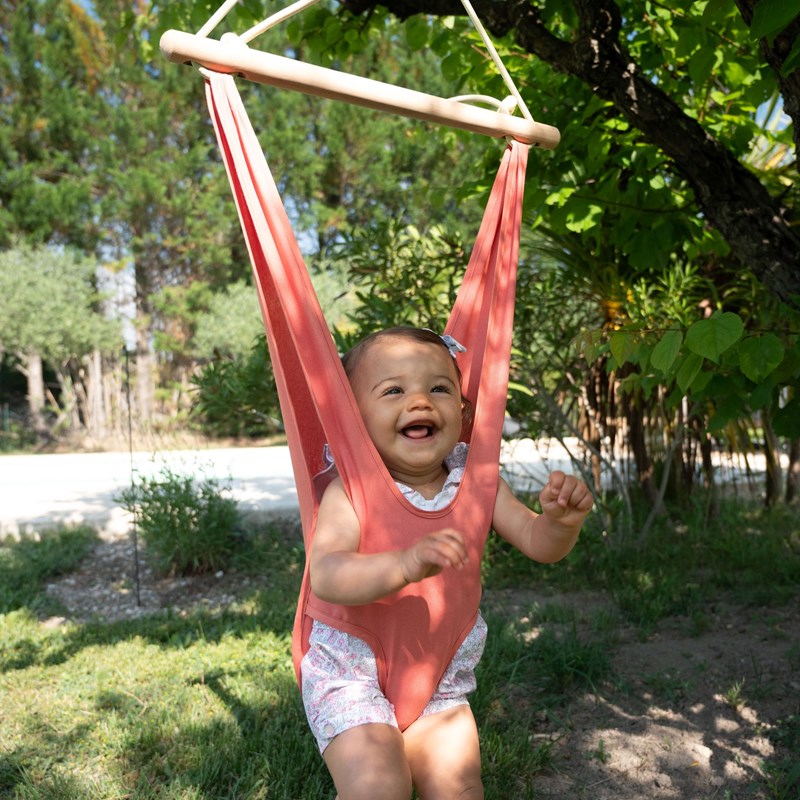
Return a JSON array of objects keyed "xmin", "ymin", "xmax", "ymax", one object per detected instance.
[{"xmin": 349, "ymin": 336, "xmax": 464, "ymax": 483}]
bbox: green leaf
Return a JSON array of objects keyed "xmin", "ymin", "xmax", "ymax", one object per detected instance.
[
  {"xmin": 676, "ymin": 352, "xmax": 703, "ymax": 393},
  {"xmin": 748, "ymin": 380, "xmax": 774, "ymax": 411},
  {"xmin": 781, "ymin": 36, "xmax": 800, "ymax": 76},
  {"xmin": 738, "ymin": 333, "xmax": 784, "ymax": 383},
  {"xmin": 690, "ymin": 369, "xmax": 713, "ymax": 393},
  {"xmin": 708, "ymin": 392, "xmax": 745, "ymax": 432},
  {"xmin": 508, "ymin": 381, "xmax": 534, "ymax": 397},
  {"xmin": 544, "ymin": 186, "xmax": 576, "ymax": 207},
  {"xmin": 685, "ymin": 312, "xmax": 743, "ymax": 363},
  {"xmin": 610, "ymin": 331, "xmax": 636, "ymax": 366},
  {"xmin": 441, "ymin": 52, "xmax": 466, "ymax": 83},
  {"xmin": 405, "ymin": 16, "xmax": 430, "ymax": 51},
  {"xmin": 702, "ymin": 0, "xmax": 731, "ymax": 22},
  {"xmin": 650, "ymin": 330, "xmax": 683, "ymax": 373},
  {"xmin": 573, "ymin": 330, "xmax": 607, "ymax": 362},
  {"xmin": 773, "ymin": 397, "xmax": 800, "ymax": 438},
  {"xmin": 565, "ymin": 203, "xmax": 603, "ymax": 233},
  {"xmin": 749, "ymin": 0, "xmax": 800, "ymax": 43}
]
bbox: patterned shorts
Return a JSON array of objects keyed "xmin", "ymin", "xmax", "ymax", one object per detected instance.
[{"xmin": 301, "ymin": 613, "xmax": 488, "ymax": 753}]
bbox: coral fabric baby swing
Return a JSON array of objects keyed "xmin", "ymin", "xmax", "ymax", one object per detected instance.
[{"xmin": 161, "ymin": 0, "xmax": 560, "ymax": 731}]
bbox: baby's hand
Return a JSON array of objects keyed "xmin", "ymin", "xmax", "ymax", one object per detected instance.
[
  {"xmin": 539, "ymin": 471, "xmax": 594, "ymax": 527},
  {"xmin": 400, "ymin": 529, "xmax": 469, "ymax": 584}
]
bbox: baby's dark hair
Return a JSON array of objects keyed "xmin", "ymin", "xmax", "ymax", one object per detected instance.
[{"xmin": 341, "ymin": 326, "xmax": 473, "ymax": 427}]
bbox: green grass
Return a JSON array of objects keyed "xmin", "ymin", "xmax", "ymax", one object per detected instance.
[
  {"xmin": 0, "ymin": 526, "xmax": 97, "ymax": 615},
  {"xmin": 2, "ymin": 494, "xmax": 799, "ymax": 799},
  {"xmin": 484, "ymin": 494, "xmax": 800, "ymax": 630}
]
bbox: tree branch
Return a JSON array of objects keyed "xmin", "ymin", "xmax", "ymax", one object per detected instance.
[{"xmin": 339, "ymin": 0, "xmax": 800, "ymax": 307}]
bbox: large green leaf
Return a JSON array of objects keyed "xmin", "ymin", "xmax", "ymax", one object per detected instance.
[
  {"xmin": 773, "ymin": 396, "xmax": 800, "ymax": 438},
  {"xmin": 650, "ymin": 329, "xmax": 683, "ymax": 374},
  {"xmin": 738, "ymin": 333, "xmax": 784, "ymax": 383},
  {"xmin": 610, "ymin": 330, "xmax": 636, "ymax": 367},
  {"xmin": 405, "ymin": 15, "xmax": 430, "ymax": 51},
  {"xmin": 685, "ymin": 312, "xmax": 744, "ymax": 363},
  {"xmin": 749, "ymin": 0, "xmax": 800, "ymax": 44},
  {"xmin": 676, "ymin": 352, "xmax": 703, "ymax": 393}
]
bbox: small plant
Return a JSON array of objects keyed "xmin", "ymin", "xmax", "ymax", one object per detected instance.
[
  {"xmin": 644, "ymin": 670, "xmax": 691, "ymax": 704},
  {"xmin": 723, "ymin": 678, "xmax": 746, "ymax": 712},
  {"xmin": 590, "ymin": 738, "xmax": 609, "ymax": 763},
  {"xmin": 116, "ymin": 465, "xmax": 239, "ymax": 576},
  {"xmin": 531, "ymin": 625, "xmax": 613, "ymax": 699}
]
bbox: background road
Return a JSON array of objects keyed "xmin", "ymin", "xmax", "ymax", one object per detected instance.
[
  {"xmin": 0, "ymin": 440, "xmax": 569, "ymax": 538},
  {"xmin": 0, "ymin": 445, "xmax": 301, "ymax": 538},
  {"xmin": 0, "ymin": 439, "xmax": 775, "ymax": 539}
]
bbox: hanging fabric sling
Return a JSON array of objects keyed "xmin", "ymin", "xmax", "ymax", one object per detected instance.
[{"xmin": 165, "ymin": 0, "xmax": 558, "ymax": 730}]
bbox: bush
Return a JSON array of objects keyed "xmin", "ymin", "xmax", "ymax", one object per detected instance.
[
  {"xmin": 190, "ymin": 336, "xmax": 283, "ymax": 438},
  {"xmin": 116, "ymin": 466, "xmax": 239, "ymax": 576}
]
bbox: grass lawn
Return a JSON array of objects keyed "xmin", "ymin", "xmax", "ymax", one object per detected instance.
[{"xmin": 1, "ymin": 497, "xmax": 799, "ymax": 799}]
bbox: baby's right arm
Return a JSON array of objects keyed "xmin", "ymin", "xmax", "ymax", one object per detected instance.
[{"xmin": 309, "ymin": 478, "xmax": 469, "ymax": 606}]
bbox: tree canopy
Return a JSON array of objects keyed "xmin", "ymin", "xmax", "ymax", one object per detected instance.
[{"xmin": 332, "ymin": 0, "xmax": 799, "ymax": 308}]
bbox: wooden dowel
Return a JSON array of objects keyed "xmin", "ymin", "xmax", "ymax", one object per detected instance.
[{"xmin": 160, "ymin": 30, "xmax": 561, "ymax": 148}]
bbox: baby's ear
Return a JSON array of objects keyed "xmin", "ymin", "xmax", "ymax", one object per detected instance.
[{"xmin": 460, "ymin": 396, "xmax": 474, "ymax": 427}]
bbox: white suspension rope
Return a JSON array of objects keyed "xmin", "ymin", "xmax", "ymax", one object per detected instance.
[
  {"xmin": 458, "ymin": 0, "xmax": 534, "ymax": 122},
  {"xmin": 240, "ymin": 0, "xmax": 324, "ymax": 44},
  {"xmin": 196, "ymin": 0, "xmax": 239, "ymax": 38},
  {"xmin": 193, "ymin": 0, "xmax": 536, "ymax": 126}
]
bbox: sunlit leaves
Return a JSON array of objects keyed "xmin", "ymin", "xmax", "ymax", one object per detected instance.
[{"xmin": 405, "ymin": 15, "xmax": 430, "ymax": 51}]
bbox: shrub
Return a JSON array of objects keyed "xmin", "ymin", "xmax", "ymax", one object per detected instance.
[{"xmin": 116, "ymin": 466, "xmax": 239, "ymax": 576}]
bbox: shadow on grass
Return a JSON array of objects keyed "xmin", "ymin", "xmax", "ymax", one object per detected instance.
[
  {"xmin": 113, "ymin": 670, "xmax": 333, "ymax": 799},
  {"xmin": 4, "ymin": 671, "xmax": 333, "ymax": 800},
  {"xmin": 0, "ymin": 522, "xmax": 304, "ymax": 673}
]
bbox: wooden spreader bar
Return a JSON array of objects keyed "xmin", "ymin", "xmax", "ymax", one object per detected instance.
[{"xmin": 160, "ymin": 29, "xmax": 561, "ymax": 148}]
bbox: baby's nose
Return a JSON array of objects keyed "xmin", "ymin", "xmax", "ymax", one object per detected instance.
[{"xmin": 407, "ymin": 391, "xmax": 433, "ymax": 408}]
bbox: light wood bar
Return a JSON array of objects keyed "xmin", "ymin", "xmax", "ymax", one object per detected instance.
[{"xmin": 160, "ymin": 29, "xmax": 561, "ymax": 148}]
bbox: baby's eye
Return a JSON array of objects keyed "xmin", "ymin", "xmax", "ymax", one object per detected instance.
[
  {"xmin": 431, "ymin": 384, "xmax": 451, "ymax": 394},
  {"xmin": 381, "ymin": 386, "xmax": 402, "ymax": 396}
]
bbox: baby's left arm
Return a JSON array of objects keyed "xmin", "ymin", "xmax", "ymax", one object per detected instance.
[{"xmin": 491, "ymin": 471, "xmax": 593, "ymax": 564}]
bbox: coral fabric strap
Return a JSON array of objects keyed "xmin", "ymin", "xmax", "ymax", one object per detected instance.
[{"xmin": 204, "ymin": 72, "xmax": 528, "ymax": 728}]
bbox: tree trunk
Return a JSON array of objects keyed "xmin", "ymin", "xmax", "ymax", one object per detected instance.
[
  {"xmin": 762, "ymin": 408, "xmax": 783, "ymax": 507},
  {"xmin": 85, "ymin": 349, "xmax": 107, "ymax": 440},
  {"xmin": 22, "ymin": 350, "xmax": 48, "ymax": 438},
  {"xmin": 341, "ymin": 0, "xmax": 800, "ymax": 307},
  {"xmin": 786, "ymin": 436, "xmax": 799, "ymax": 505}
]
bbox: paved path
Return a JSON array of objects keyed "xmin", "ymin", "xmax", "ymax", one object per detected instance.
[
  {"xmin": 0, "ymin": 439, "xmax": 775, "ymax": 539},
  {"xmin": 0, "ymin": 446, "xmax": 301, "ymax": 537},
  {"xmin": 0, "ymin": 440, "xmax": 574, "ymax": 538}
]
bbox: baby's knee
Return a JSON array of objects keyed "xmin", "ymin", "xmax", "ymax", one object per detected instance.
[
  {"xmin": 454, "ymin": 783, "xmax": 484, "ymax": 800},
  {"xmin": 333, "ymin": 771, "xmax": 411, "ymax": 800},
  {"xmin": 324, "ymin": 723, "xmax": 412, "ymax": 800},
  {"xmin": 418, "ymin": 775, "xmax": 483, "ymax": 800}
]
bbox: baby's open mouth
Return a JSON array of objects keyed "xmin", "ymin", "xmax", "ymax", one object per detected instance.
[{"xmin": 402, "ymin": 425, "xmax": 434, "ymax": 439}]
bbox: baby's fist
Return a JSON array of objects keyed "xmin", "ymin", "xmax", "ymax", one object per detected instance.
[{"xmin": 540, "ymin": 471, "xmax": 593, "ymax": 523}]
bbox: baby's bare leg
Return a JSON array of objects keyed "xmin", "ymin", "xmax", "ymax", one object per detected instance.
[
  {"xmin": 403, "ymin": 705, "xmax": 484, "ymax": 799},
  {"xmin": 324, "ymin": 722, "xmax": 412, "ymax": 800}
]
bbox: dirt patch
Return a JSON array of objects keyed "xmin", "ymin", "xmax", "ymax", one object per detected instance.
[{"xmin": 44, "ymin": 533, "xmax": 800, "ymax": 800}]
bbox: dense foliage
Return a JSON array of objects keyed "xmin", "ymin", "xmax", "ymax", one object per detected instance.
[{"xmin": 0, "ymin": 0, "xmax": 797, "ymax": 513}]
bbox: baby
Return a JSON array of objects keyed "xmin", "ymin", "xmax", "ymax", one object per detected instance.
[{"xmin": 303, "ymin": 326, "xmax": 593, "ymax": 800}]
